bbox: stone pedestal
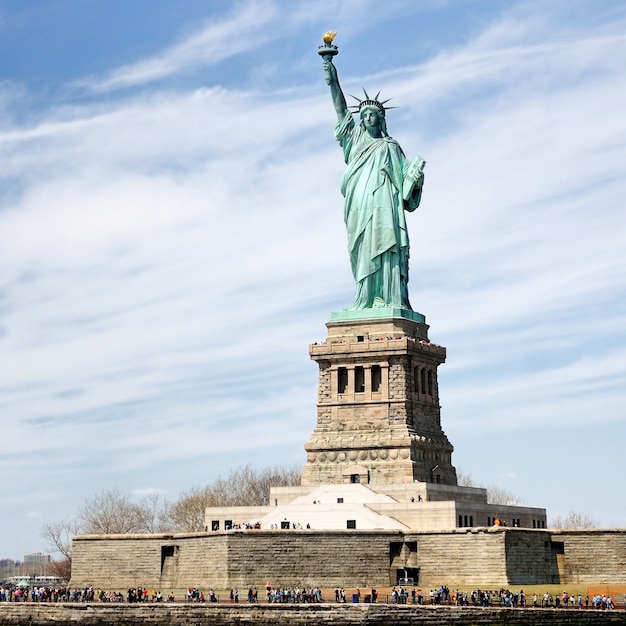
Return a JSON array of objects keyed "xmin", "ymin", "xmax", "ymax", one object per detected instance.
[{"xmin": 302, "ymin": 315, "xmax": 457, "ymax": 487}]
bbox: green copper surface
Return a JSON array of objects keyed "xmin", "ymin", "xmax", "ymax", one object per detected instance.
[
  {"xmin": 321, "ymin": 38, "xmax": 425, "ymax": 314},
  {"xmin": 329, "ymin": 307, "xmax": 425, "ymax": 324}
]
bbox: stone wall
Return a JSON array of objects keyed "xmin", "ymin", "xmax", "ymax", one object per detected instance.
[
  {"xmin": 71, "ymin": 533, "xmax": 229, "ymax": 590},
  {"xmin": 554, "ymin": 529, "xmax": 626, "ymax": 583},
  {"xmin": 410, "ymin": 530, "xmax": 508, "ymax": 586},
  {"xmin": 2, "ymin": 603, "xmax": 625, "ymax": 626},
  {"xmin": 224, "ymin": 530, "xmax": 397, "ymax": 588},
  {"xmin": 69, "ymin": 529, "xmax": 545, "ymax": 590},
  {"xmin": 71, "ymin": 530, "xmax": 402, "ymax": 591},
  {"xmin": 70, "ymin": 528, "xmax": 626, "ymax": 591},
  {"xmin": 505, "ymin": 529, "xmax": 560, "ymax": 585},
  {"xmin": 392, "ymin": 528, "xmax": 561, "ymax": 587}
]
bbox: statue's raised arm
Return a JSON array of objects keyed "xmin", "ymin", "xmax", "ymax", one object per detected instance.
[
  {"xmin": 318, "ymin": 32, "xmax": 347, "ymax": 121},
  {"xmin": 323, "ymin": 59, "xmax": 348, "ymax": 122}
]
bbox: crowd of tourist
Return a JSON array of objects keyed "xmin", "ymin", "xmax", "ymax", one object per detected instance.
[
  {"xmin": 591, "ymin": 594, "xmax": 616, "ymax": 609},
  {"xmin": 1, "ymin": 580, "xmax": 623, "ymax": 609},
  {"xmin": 209, "ymin": 521, "xmax": 313, "ymax": 531},
  {"xmin": 0, "ymin": 584, "xmax": 71, "ymax": 602},
  {"xmin": 265, "ymin": 584, "xmax": 323, "ymax": 603},
  {"xmin": 219, "ymin": 522, "xmax": 262, "ymax": 530}
]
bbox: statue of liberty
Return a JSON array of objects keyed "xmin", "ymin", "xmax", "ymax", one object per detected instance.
[{"xmin": 320, "ymin": 35, "xmax": 425, "ymax": 312}]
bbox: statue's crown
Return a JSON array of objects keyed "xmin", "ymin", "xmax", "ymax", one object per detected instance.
[
  {"xmin": 359, "ymin": 99, "xmax": 386, "ymax": 114},
  {"xmin": 349, "ymin": 89, "xmax": 395, "ymax": 117}
]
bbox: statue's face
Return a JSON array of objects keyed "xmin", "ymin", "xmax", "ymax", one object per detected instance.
[{"xmin": 360, "ymin": 107, "xmax": 383, "ymax": 136}]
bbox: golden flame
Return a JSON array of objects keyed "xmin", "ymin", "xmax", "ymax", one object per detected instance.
[{"xmin": 323, "ymin": 31, "xmax": 337, "ymax": 44}]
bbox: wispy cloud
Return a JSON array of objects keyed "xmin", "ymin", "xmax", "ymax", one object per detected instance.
[
  {"xmin": 79, "ymin": 2, "xmax": 278, "ymax": 92},
  {"xmin": 1, "ymin": 0, "xmax": 626, "ymax": 559}
]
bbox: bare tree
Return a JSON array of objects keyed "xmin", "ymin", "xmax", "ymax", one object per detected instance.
[
  {"xmin": 165, "ymin": 464, "xmax": 302, "ymax": 532},
  {"xmin": 550, "ymin": 511, "xmax": 597, "ymax": 529},
  {"xmin": 79, "ymin": 487, "xmax": 148, "ymax": 534},
  {"xmin": 486, "ymin": 486, "xmax": 522, "ymax": 506},
  {"xmin": 164, "ymin": 485, "xmax": 215, "ymax": 532},
  {"xmin": 41, "ymin": 517, "xmax": 82, "ymax": 562},
  {"xmin": 212, "ymin": 463, "xmax": 301, "ymax": 506},
  {"xmin": 49, "ymin": 557, "xmax": 72, "ymax": 582},
  {"xmin": 41, "ymin": 464, "xmax": 302, "ymax": 571},
  {"xmin": 456, "ymin": 468, "xmax": 522, "ymax": 505},
  {"xmin": 41, "ymin": 490, "xmax": 169, "ymax": 578},
  {"xmin": 137, "ymin": 492, "xmax": 172, "ymax": 533},
  {"xmin": 456, "ymin": 470, "xmax": 475, "ymax": 487},
  {"xmin": 41, "ymin": 517, "xmax": 83, "ymax": 580}
]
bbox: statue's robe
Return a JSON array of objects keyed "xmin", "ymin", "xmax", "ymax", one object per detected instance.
[{"xmin": 335, "ymin": 112, "xmax": 421, "ymax": 310}]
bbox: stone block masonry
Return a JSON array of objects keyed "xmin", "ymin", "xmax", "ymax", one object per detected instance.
[
  {"xmin": 71, "ymin": 533, "xmax": 230, "ymax": 590},
  {"xmin": 304, "ymin": 318, "xmax": 456, "ymax": 486},
  {"xmin": 3, "ymin": 603, "xmax": 626, "ymax": 626},
  {"xmin": 71, "ymin": 530, "xmax": 402, "ymax": 590},
  {"xmin": 71, "ymin": 527, "xmax": 626, "ymax": 590},
  {"xmin": 225, "ymin": 530, "xmax": 396, "ymax": 588},
  {"xmin": 554, "ymin": 529, "xmax": 626, "ymax": 583}
]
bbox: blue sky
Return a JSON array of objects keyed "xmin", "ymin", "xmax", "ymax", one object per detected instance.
[{"xmin": 1, "ymin": 0, "xmax": 625, "ymax": 562}]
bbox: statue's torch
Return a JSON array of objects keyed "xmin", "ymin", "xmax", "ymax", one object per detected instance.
[
  {"xmin": 318, "ymin": 31, "xmax": 338, "ymax": 85},
  {"xmin": 318, "ymin": 31, "xmax": 339, "ymax": 62}
]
